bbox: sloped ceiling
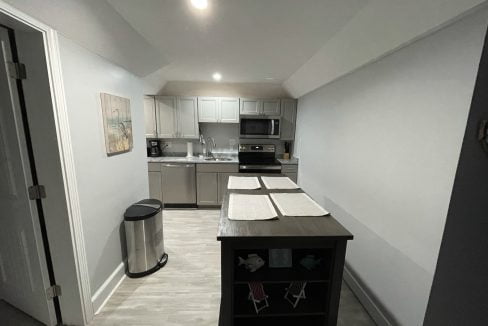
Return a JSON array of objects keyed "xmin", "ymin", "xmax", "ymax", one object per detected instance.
[
  {"xmin": 283, "ymin": 0, "xmax": 487, "ymax": 97},
  {"xmin": 107, "ymin": 0, "xmax": 487, "ymax": 97},
  {"xmin": 2, "ymin": 0, "xmax": 167, "ymax": 77},
  {"xmin": 106, "ymin": 0, "xmax": 367, "ymax": 84},
  {"xmin": 4, "ymin": 0, "xmax": 486, "ymax": 97}
]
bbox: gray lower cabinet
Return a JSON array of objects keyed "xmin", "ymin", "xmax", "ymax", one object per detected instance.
[
  {"xmin": 281, "ymin": 164, "xmax": 298, "ymax": 183},
  {"xmin": 197, "ymin": 172, "xmax": 219, "ymax": 205},
  {"xmin": 197, "ymin": 163, "xmax": 239, "ymax": 206},
  {"xmin": 283, "ymin": 172, "xmax": 297, "ymax": 183},
  {"xmin": 148, "ymin": 163, "xmax": 162, "ymax": 202},
  {"xmin": 148, "ymin": 171, "xmax": 162, "ymax": 202},
  {"xmin": 218, "ymin": 173, "xmax": 240, "ymax": 204}
]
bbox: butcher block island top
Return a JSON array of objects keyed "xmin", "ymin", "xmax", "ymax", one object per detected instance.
[
  {"xmin": 217, "ymin": 175, "xmax": 353, "ymax": 240},
  {"xmin": 217, "ymin": 175, "xmax": 353, "ymax": 326}
]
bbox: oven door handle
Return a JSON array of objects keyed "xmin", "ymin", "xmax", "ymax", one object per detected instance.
[{"xmin": 271, "ymin": 119, "xmax": 275, "ymax": 135}]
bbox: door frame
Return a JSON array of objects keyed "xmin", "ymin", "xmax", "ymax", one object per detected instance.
[{"xmin": 0, "ymin": 1, "xmax": 94, "ymax": 325}]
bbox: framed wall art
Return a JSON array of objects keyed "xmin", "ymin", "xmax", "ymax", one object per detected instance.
[{"xmin": 100, "ymin": 93, "xmax": 133, "ymax": 156}]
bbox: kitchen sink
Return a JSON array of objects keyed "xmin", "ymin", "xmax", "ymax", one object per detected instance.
[{"xmin": 204, "ymin": 157, "xmax": 234, "ymax": 162}]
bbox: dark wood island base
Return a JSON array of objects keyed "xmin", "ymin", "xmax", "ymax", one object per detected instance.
[{"xmin": 217, "ymin": 176, "xmax": 353, "ymax": 326}]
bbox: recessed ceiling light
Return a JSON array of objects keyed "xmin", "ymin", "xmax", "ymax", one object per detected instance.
[
  {"xmin": 212, "ymin": 72, "xmax": 222, "ymax": 81},
  {"xmin": 264, "ymin": 77, "xmax": 275, "ymax": 81},
  {"xmin": 191, "ymin": 0, "xmax": 208, "ymax": 10}
]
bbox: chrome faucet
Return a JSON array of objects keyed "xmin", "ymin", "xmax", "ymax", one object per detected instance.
[{"xmin": 206, "ymin": 137, "xmax": 216, "ymax": 158}]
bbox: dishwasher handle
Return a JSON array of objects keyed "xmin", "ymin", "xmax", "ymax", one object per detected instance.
[{"xmin": 162, "ymin": 164, "xmax": 194, "ymax": 168}]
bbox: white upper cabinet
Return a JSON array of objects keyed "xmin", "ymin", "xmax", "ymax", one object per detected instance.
[
  {"xmin": 177, "ymin": 96, "xmax": 199, "ymax": 138},
  {"xmin": 280, "ymin": 99, "xmax": 297, "ymax": 141},
  {"xmin": 156, "ymin": 96, "xmax": 177, "ymax": 138},
  {"xmin": 153, "ymin": 96, "xmax": 199, "ymax": 139},
  {"xmin": 198, "ymin": 97, "xmax": 239, "ymax": 123},
  {"xmin": 198, "ymin": 97, "xmax": 219, "ymax": 123},
  {"xmin": 219, "ymin": 97, "xmax": 239, "ymax": 123},
  {"xmin": 240, "ymin": 98, "xmax": 261, "ymax": 115},
  {"xmin": 262, "ymin": 99, "xmax": 281, "ymax": 115},
  {"xmin": 240, "ymin": 98, "xmax": 281, "ymax": 116},
  {"xmin": 144, "ymin": 96, "xmax": 157, "ymax": 138}
]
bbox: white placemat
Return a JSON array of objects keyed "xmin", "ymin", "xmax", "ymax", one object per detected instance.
[
  {"xmin": 227, "ymin": 176, "xmax": 261, "ymax": 190},
  {"xmin": 228, "ymin": 194, "xmax": 278, "ymax": 220},
  {"xmin": 269, "ymin": 193, "xmax": 329, "ymax": 217},
  {"xmin": 261, "ymin": 176, "xmax": 299, "ymax": 189}
]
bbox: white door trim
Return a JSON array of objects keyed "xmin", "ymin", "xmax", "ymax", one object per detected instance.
[{"xmin": 0, "ymin": 1, "xmax": 94, "ymax": 324}]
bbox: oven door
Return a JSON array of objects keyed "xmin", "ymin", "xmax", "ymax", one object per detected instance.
[{"xmin": 240, "ymin": 117, "xmax": 280, "ymax": 138}]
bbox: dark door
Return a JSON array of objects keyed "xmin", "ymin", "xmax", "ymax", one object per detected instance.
[{"xmin": 424, "ymin": 26, "xmax": 488, "ymax": 325}]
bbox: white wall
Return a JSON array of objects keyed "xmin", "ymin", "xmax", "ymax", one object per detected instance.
[
  {"xmin": 58, "ymin": 36, "xmax": 148, "ymax": 296},
  {"xmin": 295, "ymin": 8, "xmax": 487, "ymax": 326}
]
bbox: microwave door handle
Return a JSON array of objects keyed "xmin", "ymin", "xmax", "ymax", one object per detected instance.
[{"xmin": 271, "ymin": 119, "xmax": 275, "ymax": 135}]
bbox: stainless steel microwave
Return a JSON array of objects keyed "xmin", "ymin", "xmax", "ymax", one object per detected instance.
[{"xmin": 240, "ymin": 116, "xmax": 280, "ymax": 139}]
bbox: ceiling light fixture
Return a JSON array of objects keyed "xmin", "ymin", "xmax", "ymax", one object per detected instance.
[
  {"xmin": 212, "ymin": 72, "xmax": 222, "ymax": 81},
  {"xmin": 191, "ymin": 0, "xmax": 208, "ymax": 10}
]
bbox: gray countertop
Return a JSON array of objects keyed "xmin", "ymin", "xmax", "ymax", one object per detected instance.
[
  {"xmin": 148, "ymin": 156, "xmax": 239, "ymax": 164},
  {"xmin": 277, "ymin": 157, "xmax": 299, "ymax": 165}
]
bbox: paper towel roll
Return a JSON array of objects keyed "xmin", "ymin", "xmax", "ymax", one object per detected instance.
[{"xmin": 186, "ymin": 142, "xmax": 193, "ymax": 158}]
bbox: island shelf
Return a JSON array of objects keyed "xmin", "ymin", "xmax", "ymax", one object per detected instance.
[{"xmin": 217, "ymin": 176, "xmax": 353, "ymax": 326}]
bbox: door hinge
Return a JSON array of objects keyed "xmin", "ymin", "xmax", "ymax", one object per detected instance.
[
  {"xmin": 28, "ymin": 185, "xmax": 46, "ymax": 200},
  {"xmin": 7, "ymin": 62, "xmax": 27, "ymax": 80},
  {"xmin": 46, "ymin": 285, "xmax": 62, "ymax": 300}
]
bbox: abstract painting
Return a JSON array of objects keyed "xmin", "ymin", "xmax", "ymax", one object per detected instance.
[{"xmin": 100, "ymin": 93, "xmax": 133, "ymax": 156}]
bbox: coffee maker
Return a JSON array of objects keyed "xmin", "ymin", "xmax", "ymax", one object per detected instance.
[{"xmin": 148, "ymin": 139, "xmax": 162, "ymax": 157}]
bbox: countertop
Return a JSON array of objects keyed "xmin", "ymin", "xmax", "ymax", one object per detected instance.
[
  {"xmin": 217, "ymin": 174, "xmax": 353, "ymax": 240},
  {"xmin": 277, "ymin": 157, "xmax": 299, "ymax": 165},
  {"xmin": 148, "ymin": 156, "xmax": 239, "ymax": 164}
]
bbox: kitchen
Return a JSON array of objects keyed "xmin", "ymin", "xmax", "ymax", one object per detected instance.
[
  {"xmin": 1, "ymin": 1, "xmax": 488, "ymax": 326},
  {"xmin": 145, "ymin": 95, "xmax": 298, "ymax": 207}
]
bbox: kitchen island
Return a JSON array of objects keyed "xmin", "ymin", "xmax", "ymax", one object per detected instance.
[{"xmin": 217, "ymin": 176, "xmax": 353, "ymax": 326}]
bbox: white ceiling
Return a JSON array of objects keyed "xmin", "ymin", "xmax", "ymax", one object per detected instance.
[
  {"xmin": 106, "ymin": 0, "xmax": 367, "ymax": 84},
  {"xmin": 2, "ymin": 0, "xmax": 167, "ymax": 76},
  {"xmin": 4, "ymin": 0, "xmax": 487, "ymax": 97}
]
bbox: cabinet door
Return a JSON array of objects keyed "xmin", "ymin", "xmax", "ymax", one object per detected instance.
[
  {"xmin": 262, "ymin": 98, "xmax": 281, "ymax": 115},
  {"xmin": 240, "ymin": 98, "xmax": 260, "ymax": 115},
  {"xmin": 283, "ymin": 172, "xmax": 298, "ymax": 183},
  {"xmin": 177, "ymin": 96, "xmax": 199, "ymax": 138},
  {"xmin": 156, "ymin": 96, "xmax": 177, "ymax": 138},
  {"xmin": 148, "ymin": 171, "xmax": 162, "ymax": 202},
  {"xmin": 197, "ymin": 172, "xmax": 218, "ymax": 205},
  {"xmin": 218, "ymin": 172, "xmax": 239, "ymax": 204},
  {"xmin": 280, "ymin": 99, "xmax": 297, "ymax": 140},
  {"xmin": 219, "ymin": 97, "xmax": 239, "ymax": 123},
  {"xmin": 198, "ymin": 97, "xmax": 219, "ymax": 123},
  {"xmin": 144, "ymin": 96, "xmax": 157, "ymax": 138}
]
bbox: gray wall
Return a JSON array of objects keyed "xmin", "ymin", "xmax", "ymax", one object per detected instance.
[
  {"xmin": 294, "ymin": 8, "xmax": 487, "ymax": 326},
  {"xmin": 58, "ymin": 36, "xmax": 148, "ymax": 292}
]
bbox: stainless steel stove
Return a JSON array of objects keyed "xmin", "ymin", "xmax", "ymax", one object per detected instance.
[{"xmin": 238, "ymin": 144, "xmax": 281, "ymax": 173}]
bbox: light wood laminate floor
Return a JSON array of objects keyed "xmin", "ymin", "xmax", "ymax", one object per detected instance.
[{"xmin": 90, "ymin": 210, "xmax": 375, "ymax": 326}]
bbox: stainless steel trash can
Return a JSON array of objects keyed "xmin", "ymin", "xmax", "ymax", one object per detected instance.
[{"xmin": 124, "ymin": 199, "xmax": 168, "ymax": 278}]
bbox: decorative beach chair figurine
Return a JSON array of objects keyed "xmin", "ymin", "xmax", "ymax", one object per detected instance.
[
  {"xmin": 247, "ymin": 281, "xmax": 269, "ymax": 314},
  {"xmin": 284, "ymin": 281, "xmax": 307, "ymax": 308}
]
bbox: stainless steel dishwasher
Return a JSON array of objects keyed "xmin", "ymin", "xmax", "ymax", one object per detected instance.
[{"xmin": 161, "ymin": 163, "xmax": 196, "ymax": 206}]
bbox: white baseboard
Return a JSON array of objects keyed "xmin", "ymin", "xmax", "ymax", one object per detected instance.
[
  {"xmin": 91, "ymin": 262, "xmax": 126, "ymax": 315},
  {"xmin": 343, "ymin": 265, "xmax": 394, "ymax": 326}
]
